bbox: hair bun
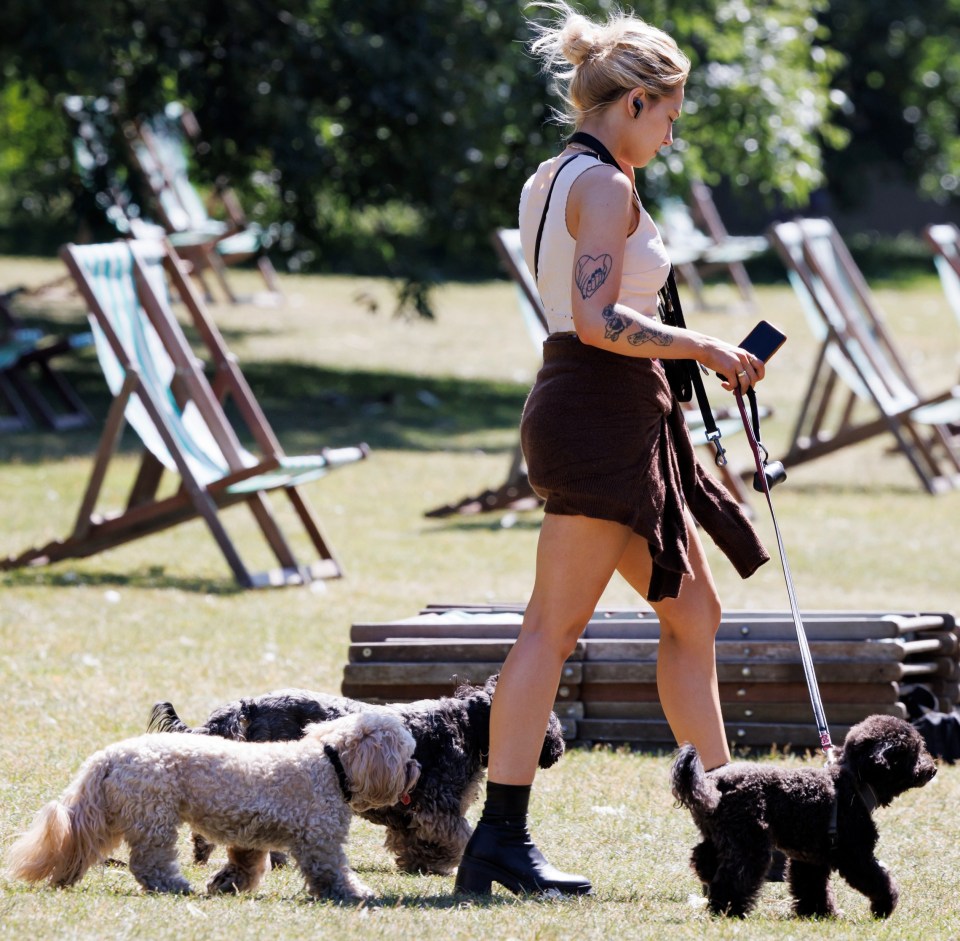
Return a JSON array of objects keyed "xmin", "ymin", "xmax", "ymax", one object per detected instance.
[{"xmin": 559, "ymin": 13, "xmax": 600, "ymax": 66}]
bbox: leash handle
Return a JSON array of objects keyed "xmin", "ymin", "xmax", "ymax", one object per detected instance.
[{"xmin": 733, "ymin": 388, "xmax": 834, "ymax": 755}]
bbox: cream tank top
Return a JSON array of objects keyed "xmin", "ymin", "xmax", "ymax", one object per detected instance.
[{"xmin": 518, "ymin": 153, "xmax": 671, "ymax": 333}]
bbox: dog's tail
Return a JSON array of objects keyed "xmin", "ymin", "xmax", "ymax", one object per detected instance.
[
  {"xmin": 670, "ymin": 744, "xmax": 720, "ymax": 814},
  {"xmin": 148, "ymin": 701, "xmax": 194, "ymax": 734},
  {"xmin": 6, "ymin": 752, "xmax": 118, "ymax": 887}
]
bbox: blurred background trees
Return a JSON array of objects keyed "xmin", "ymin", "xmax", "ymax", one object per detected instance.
[{"xmin": 0, "ymin": 0, "xmax": 956, "ymax": 281}]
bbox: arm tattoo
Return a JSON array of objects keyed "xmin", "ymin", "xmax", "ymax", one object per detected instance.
[
  {"xmin": 627, "ymin": 323, "xmax": 674, "ymax": 348},
  {"xmin": 602, "ymin": 304, "xmax": 629, "ymax": 342},
  {"xmin": 575, "ymin": 253, "xmax": 612, "ymax": 299}
]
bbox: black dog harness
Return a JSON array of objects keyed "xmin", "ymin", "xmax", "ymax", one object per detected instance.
[
  {"xmin": 324, "ymin": 744, "xmax": 353, "ymax": 802},
  {"xmin": 828, "ymin": 777, "xmax": 879, "ymax": 850}
]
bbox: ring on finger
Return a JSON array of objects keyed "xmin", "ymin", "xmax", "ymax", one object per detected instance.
[{"xmin": 736, "ymin": 369, "xmax": 747, "ymax": 378}]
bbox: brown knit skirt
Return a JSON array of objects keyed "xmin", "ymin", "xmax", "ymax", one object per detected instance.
[{"xmin": 520, "ymin": 334, "xmax": 769, "ymax": 601}]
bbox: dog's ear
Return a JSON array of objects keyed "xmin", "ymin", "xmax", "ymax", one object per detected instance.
[
  {"xmin": 337, "ymin": 713, "xmax": 418, "ymax": 812},
  {"xmin": 871, "ymin": 740, "xmax": 894, "ymax": 770},
  {"xmin": 537, "ymin": 711, "xmax": 566, "ymax": 768}
]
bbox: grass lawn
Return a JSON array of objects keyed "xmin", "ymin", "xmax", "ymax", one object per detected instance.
[{"xmin": 0, "ymin": 256, "xmax": 958, "ymax": 940}]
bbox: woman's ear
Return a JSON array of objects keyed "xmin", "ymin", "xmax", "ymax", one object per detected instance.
[{"xmin": 628, "ymin": 88, "xmax": 647, "ymax": 119}]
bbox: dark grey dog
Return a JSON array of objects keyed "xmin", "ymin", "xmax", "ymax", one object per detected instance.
[
  {"xmin": 149, "ymin": 674, "xmax": 565, "ymax": 876},
  {"xmin": 671, "ymin": 714, "xmax": 937, "ymax": 918}
]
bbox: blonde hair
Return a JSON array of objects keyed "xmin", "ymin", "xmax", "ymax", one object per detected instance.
[{"xmin": 528, "ymin": 2, "xmax": 690, "ymax": 128}]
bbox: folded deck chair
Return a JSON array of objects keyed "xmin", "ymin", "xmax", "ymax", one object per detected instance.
[
  {"xmin": 0, "ymin": 289, "xmax": 93, "ymax": 432},
  {"xmin": 924, "ymin": 223, "xmax": 960, "ymax": 329},
  {"xmin": 768, "ymin": 218, "xmax": 960, "ymax": 494},
  {"xmin": 65, "ymin": 95, "xmax": 237, "ymax": 306},
  {"xmin": 125, "ymin": 104, "xmax": 280, "ymax": 304},
  {"xmin": 424, "ymin": 228, "xmax": 755, "ymax": 517},
  {"xmin": 657, "ymin": 182, "xmax": 768, "ymax": 311},
  {"xmin": 2, "ymin": 241, "xmax": 367, "ymax": 587}
]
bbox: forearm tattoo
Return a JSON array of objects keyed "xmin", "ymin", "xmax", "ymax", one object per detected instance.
[
  {"xmin": 602, "ymin": 304, "xmax": 629, "ymax": 341},
  {"xmin": 601, "ymin": 304, "xmax": 675, "ymax": 348},
  {"xmin": 575, "ymin": 253, "xmax": 612, "ymax": 299},
  {"xmin": 627, "ymin": 323, "xmax": 674, "ymax": 348}
]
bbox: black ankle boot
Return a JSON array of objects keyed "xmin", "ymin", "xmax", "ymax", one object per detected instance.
[
  {"xmin": 455, "ymin": 821, "xmax": 593, "ymax": 896},
  {"xmin": 454, "ymin": 783, "xmax": 591, "ymax": 896}
]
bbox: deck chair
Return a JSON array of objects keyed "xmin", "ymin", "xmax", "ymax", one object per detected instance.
[
  {"xmin": 124, "ymin": 103, "xmax": 280, "ymax": 304},
  {"xmin": 0, "ymin": 289, "xmax": 93, "ymax": 432},
  {"xmin": 2, "ymin": 240, "xmax": 367, "ymax": 587},
  {"xmin": 65, "ymin": 95, "xmax": 237, "ymax": 305},
  {"xmin": 768, "ymin": 218, "xmax": 960, "ymax": 494},
  {"xmin": 64, "ymin": 95, "xmax": 168, "ymax": 243},
  {"xmin": 924, "ymin": 223, "xmax": 960, "ymax": 329},
  {"xmin": 424, "ymin": 228, "xmax": 755, "ymax": 517},
  {"xmin": 657, "ymin": 181, "xmax": 768, "ymax": 311}
]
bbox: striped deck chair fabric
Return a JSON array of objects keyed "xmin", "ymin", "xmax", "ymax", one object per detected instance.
[
  {"xmin": 2, "ymin": 241, "xmax": 366, "ymax": 587},
  {"xmin": 769, "ymin": 218, "xmax": 960, "ymax": 494}
]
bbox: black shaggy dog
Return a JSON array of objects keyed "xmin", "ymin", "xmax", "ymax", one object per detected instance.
[
  {"xmin": 149, "ymin": 675, "xmax": 565, "ymax": 876},
  {"xmin": 671, "ymin": 714, "xmax": 937, "ymax": 919}
]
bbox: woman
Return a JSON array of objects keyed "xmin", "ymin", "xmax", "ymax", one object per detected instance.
[{"xmin": 453, "ymin": 4, "xmax": 771, "ymax": 897}]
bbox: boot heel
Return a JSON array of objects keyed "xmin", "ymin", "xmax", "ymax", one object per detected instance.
[{"xmin": 453, "ymin": 858, "xmax": 496, "ymax": 895}]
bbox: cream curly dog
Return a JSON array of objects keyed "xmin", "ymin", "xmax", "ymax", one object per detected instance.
[{"xmin": 6, "ymin": 712, "xmax": 420, "ymax": 901}]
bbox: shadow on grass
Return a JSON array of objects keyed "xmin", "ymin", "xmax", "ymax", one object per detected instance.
[
  {"xmin": 421, "ymin": 515, "xmax": 543, "ymax": 533},
  {"xmin": 0, "ymin": 358, "xmax": 528, "ymax": 464},
  {"xmin": 776, "ymin": 479, "xmax": 923, "ymax": 498},
  {"xmin": 0, "ymin": 565, "xmax": 245, "ymax": 595}
]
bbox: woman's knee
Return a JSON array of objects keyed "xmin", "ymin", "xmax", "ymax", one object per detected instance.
[
  {"xmin": 657, "ymin": 586, "xmax": 722, "ymax": 643},
  {"xmin": 519, "ymin": 603, "xmax": 591, "ymax": 660}
]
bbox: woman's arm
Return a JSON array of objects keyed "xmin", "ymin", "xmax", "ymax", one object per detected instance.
[{"xmin": 566, "ymin": 167, "xmax": 764, "ymax": 390}]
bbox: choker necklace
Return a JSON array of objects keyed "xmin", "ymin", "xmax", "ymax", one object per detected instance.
[{"xmin": 567, "ymin": 132, "xmax": 620, "ymax": 171}]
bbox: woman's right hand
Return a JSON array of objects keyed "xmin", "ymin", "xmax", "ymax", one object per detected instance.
[{"xmin": 698, "ymin": 339, "xmax": 766, "ymax": 393}]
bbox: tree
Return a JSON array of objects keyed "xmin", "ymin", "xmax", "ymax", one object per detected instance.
[
  {"xmin": 0, "ymin": 0, "xmax": 847, "ymax": 281},
  {"xmin": 819, "ymin": 0, "xmax": 960, "ymax": 208}
]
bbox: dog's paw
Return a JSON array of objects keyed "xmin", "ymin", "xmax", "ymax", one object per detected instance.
[
  {"xmin": 869, "ymin": 862, "xmax": 898, "ymax": 918},
  {"xmin": 334, "ymin": 884, "xmax": 375, "ymax": 903},
  {"xmin": 870, "ymin": 892, "xmax": 898, "ymax": 919},
  {"xmin": 206, "ymin": 867, "xmax": 243, "ymax": 895}
]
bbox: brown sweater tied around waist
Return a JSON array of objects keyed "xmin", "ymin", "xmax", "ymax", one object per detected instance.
[{"xmin": 520, "ymin": 335, "xmax": 770, "ymax": 601}]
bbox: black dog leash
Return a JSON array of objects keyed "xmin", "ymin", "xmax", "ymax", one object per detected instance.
[{"xmin": 733, "ymin": 387, "xmax": 834, "ymax": 757}]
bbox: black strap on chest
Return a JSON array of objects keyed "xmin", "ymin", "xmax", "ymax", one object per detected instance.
[{"xmin": 564, "ymin": 133, "xmax": 725, "ymax": 465}]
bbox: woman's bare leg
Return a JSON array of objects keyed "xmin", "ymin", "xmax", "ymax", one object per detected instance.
[
  {"xmin": 616, "ymin": 507, "xmax": 730, "ymax": 770},
  {"xmin": 487, "ymin": 513, "xmax": 632, "ymax": 784}
]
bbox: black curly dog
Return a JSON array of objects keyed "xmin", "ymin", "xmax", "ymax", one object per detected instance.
[
  {"xmin": 149, "ymin": 675, "xmax": 565, "ymax": 876},
  {"xmin": 671, "ymin": 714, "xmax": 937, "ymax": 918}
]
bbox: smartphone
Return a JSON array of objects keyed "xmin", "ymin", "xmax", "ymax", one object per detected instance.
[
  {"xmin": 716, "ymin": 320, "xmax": 786, "ymax": 382},
  {"xmin": 739, "ymin": 320, "xmax": 787, "ymax": 363}
]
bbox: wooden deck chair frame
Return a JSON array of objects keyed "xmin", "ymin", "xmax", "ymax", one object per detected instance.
[
  {"xmin": 658, "ymin": 181, "xmax": 768, "ymax": 312},
  {"xmin": 768, "ymin": 218, "xmax": 960, "ymax": 494},
  {"xmin": 124, "ymin": 111, "xmax": 279, "ymax": 305},
  {"xmin": 424, "ymin": 228, "xmax": 755, "ymax": 516},
  {"xmin": 924, "ymin": 223, "xmax": 960, "ymax": 329},
  {"xmin": 3, "ymin": 240, "xmax": 366, "ymax": 588},
  {"xmin": 159, "ymin": 102, "xmax": 281, "ymax": 299}
]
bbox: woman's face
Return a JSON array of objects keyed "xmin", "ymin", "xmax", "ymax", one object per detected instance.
[{"xmin": 629, "ymin": 86, "xmax": 684, "ymax": 168}]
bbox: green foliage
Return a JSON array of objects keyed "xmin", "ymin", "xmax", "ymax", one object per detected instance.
[
  {"xmin": 0, "ymin": 0, "xmax": 954, "ymax": 280},
  {"xmin": 820, "ymin": 0, "xmax": 960, "ymax": 206},
  {"xmin": 627, "ymin": 0, "xmax": 849, "ymax": 204}
]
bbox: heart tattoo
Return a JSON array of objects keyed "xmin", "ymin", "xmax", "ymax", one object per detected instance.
[{"xmin": 575, "ymin": 253, "xmax": 612, "ymax": 299}]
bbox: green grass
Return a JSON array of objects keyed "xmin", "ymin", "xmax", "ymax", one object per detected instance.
[{"xmin": 1, "ymin": 258, "xmax": 959, "ymax": 939}]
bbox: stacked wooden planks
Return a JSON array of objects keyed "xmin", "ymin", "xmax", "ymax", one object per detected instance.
[{"xmin": 344, "ymin": 605, "xmax": 958, "ymax": 750}]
